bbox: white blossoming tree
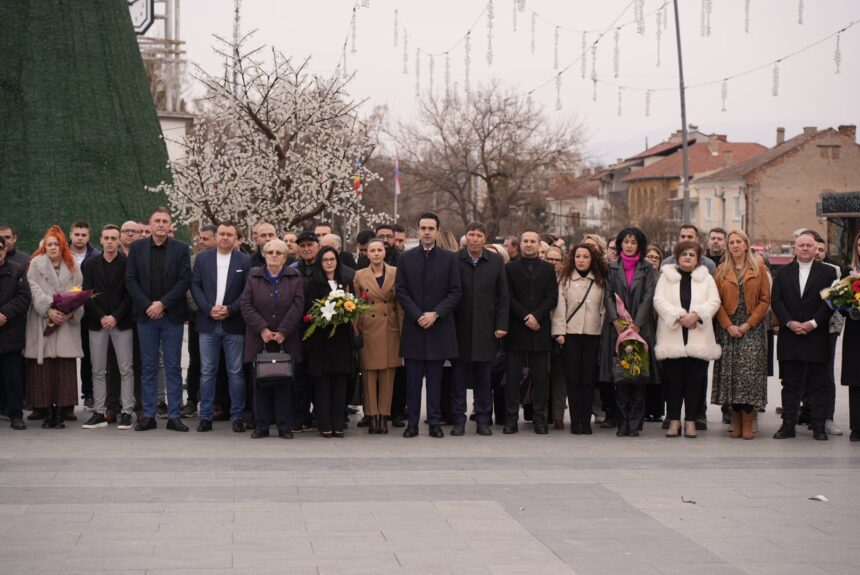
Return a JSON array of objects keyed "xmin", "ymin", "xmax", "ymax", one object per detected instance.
[{"xmin": 151, "ymin": 37, "xmax": 383, "ymax": 234}]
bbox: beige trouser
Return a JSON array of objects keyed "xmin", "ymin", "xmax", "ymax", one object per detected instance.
[{"xmin": 362, "ymin": 368, "xmax": 395, "ymax": 416}]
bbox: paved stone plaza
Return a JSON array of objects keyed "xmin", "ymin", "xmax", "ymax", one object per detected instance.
[{"xmin": 1, "ymin": 368, "xmax": 858, "ymax": 575}]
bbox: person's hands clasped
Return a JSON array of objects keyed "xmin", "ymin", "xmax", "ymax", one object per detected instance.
[
  {"xmin": 524, "ymin": 314, "xmax": 540, "ymax": 332},
  {"xmin": 261, "ymin": 328, "xmax": 276, "ymax": 343},
  {"xmin": 679, "ymin": 312, "xmax": 700, "ymax": 330},
  {"xmin": 417, "ymin": 311, "xmax": 438, "ymax": 329}
]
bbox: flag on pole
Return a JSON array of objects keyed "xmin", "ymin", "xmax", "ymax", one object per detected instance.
[
  {"xmin": 352, "ymin": 157, "xmax": 362, "ymax": 192},
  {"xmin": 394, "ymin": 150, "xmax": 401, "ymax": 197}
]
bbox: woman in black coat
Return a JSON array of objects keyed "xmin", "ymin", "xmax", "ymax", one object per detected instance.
[
  {"xmin": 599, "ymin": 227, "xmax": 658, "ymax": 437},
  {"xmin": 304, "ymin": 246, "xmax": 355, "ymax": 438},
  {"xmin": 842, "ymin": 230, "xmax": 860, "ymax": 442}
]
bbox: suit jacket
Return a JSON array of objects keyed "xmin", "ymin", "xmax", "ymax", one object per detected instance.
[
  {"xmin": 125, "ymin": 236, "xmax": 191, "ymax": 324},
  {"xmin": 82, "ymin": 253, "xmax": 132, "ymax": 331},
  {"xmin": 771, "ymin": 259, "xmax": 836, "ymax": 363},
  {"xmin": 455, "ymin": 248, "xmax": 509, "ymax": 362},
  {"xmin": 191, "ymin": 248, "xmax": 252, "ymax": 334},
  {"xmin": 395, "ymin": 245, "xmax": 462, "ymax": 361},
  {"xmin": 355, "ymin": 264, "xmax": 402, "ymax": 370},
  {"xmin": 504, "ymin": 257, "xmax": 558, "ymax": 352}
]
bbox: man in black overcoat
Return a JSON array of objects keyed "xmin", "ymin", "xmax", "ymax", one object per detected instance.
[
  {"xmin": 395, "ymin": 212, "xmax": 461, "ymax": 438},
  {"xmin": 451, "ymin": 222, "xmax": 509, "ymax": 436},
  {"xmin": 771, "ymin": 230, "xmax": 837, "ymax": 440},
  {"xmin": 503, "ymin": 231, "xmax": 558, "ymax": 435}
]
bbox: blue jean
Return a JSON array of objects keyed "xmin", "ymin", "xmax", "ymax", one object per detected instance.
[
  {"xmin": 199, "ymin": 325, "xmax": 246, "ymax": 421},
  {"xmin": 137, "ymin": 318, "xmax": 184, "ymax": 419}
]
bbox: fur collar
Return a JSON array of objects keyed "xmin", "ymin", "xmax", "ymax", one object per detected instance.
[
  {"xmin": 29, "ymin": 254, "xmax": 78, "ymax": 291},
  {"xmin": 660, "ymin": 264, "xmax": 709, "ymax": 283}
]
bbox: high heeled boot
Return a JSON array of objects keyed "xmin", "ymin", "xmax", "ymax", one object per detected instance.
[
  {"xmin": 741, "ymin": 410, "xmax": 754, "ymax": 440},
  {"xmin": 379, "ymin": 415, "xmax": 389, "ymax": 434},
  {"xmin": 42, "ymin": 405, "xmax": 56, "ymax": 429},
  {"xmin": 730, "ymin": 409, "xmax": 742, "ymax": 439},
  {"xmin": 368, "ymin": 414, "xmax": 378, "ymax": 434},
  {"xmin": 55, "ymin": 405, "xmax": 66, "ymax": 429}
]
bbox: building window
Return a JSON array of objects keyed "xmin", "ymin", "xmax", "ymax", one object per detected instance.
[
  {"xmin": 705, "ymin": 198, "xmax": 712, "ymax": 220},
  {"xmin": 733, "ymin": 196, "xmax": 741, "ymax": 220}
]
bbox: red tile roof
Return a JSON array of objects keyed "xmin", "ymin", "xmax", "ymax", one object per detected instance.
[
  {"xmin": 621, "ymin": 140, "xmax": 767, "ymax": 182},
  {"xmin": 698, "ymin": 129, "xmax": 825, "ymax": 181},
  {"xmin": 625, "ymin": 138, "xmax": 696, "ymax": 161}
]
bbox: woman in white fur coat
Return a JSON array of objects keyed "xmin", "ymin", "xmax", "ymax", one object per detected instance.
[{"xmin": 653, "ymin": 241, "xmax": 721, "ymax": 439}]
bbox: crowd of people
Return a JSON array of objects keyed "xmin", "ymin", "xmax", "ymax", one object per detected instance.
[{"xmin": 0, "ymin": 210, "xmax": 858, "ymax": 443}]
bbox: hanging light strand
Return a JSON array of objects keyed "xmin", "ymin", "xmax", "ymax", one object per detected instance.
[
  {"xmin": 772, "ymin": 61, "xmax": 780, "ymax": 96},
  {"xmin": 512, "ymin": 0, "xmax": 518, "ymax": 32},
  {"xmin": 445, "ymin": 52, "xmax": 451, "ymax": 100},
  {"xmin": 350, "ymin": 7, "xmax": 357, "ymax": 54},
  {"xmin": 617, "ymin": 87, "xmax": 623, "ymax": 116},
  {"xmin": 656, "ymin": 10, "xmax": 662, "ymax": 67},
  {"xmin": 721, "ymin": 79, "xmax": 728, "ymax": 111},
  {"xmin": 465, "ymin": 31, "xmax": 471, "ymax": 95},
  {"xmin": 834, "ymin": 33, "xmax": 842, "ymax": 73},
  {"xmin": 393, "ymin": 9, "xmax": 398, "ymax": 47},
  {"xmin": 487, "ymin": 0, "xmax": 495, "ymax": 65},
  {"xmin": 429, "ymin": 54, "xmax": 435, "ymax": 97},
  {"xmin": 580, "ymin": 32, "xmax": 587, "ymax": 79},
  {"xmin": 744, "ymin": 0, "xmax": 751, "ymax": 33},
  {"xmin": 555, "ymin": 74, "xmax": 562, "ymax": 111},
  {"xmin": 701, "ymin": 0, "xmax": 712, "ymax": 37},
  {"xmin": 402, "ymin": 31, "xmax": 408, "ymax": 74},
  {"xmin": 530, "ymin": 11, "xmax": 536, "ymax": 53},
  {"xmin": 613, "ymin": 28, "xmax": 620, "ymax": 78},
  {"xmin": 591, "ymin": 43, "xmax": 598, "ymax": 101},
  {"xmin": 415, "ymin": 49, "xmax": 421, "ymax": 97},
  {"xmin": 635, "ymin": 0, "xmax": 645, "ymax": 35},
  {"xmin": 554, "ymin": 27, "xmax": 560, "ymax": 69},
  {"xmin": 645, "ymin": 89, "xmax": 652, "ymax": 117},
  {"xmin": 798, "ymin": 0, "xmax": 804, "ymax": 25}
]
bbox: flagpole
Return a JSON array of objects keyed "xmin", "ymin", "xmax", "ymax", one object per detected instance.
[{"xmin": 394, "ymin": 193, "xmax": 398, "ymax": 223}]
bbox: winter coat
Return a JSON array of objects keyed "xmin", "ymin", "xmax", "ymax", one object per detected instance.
[
  {"xmin": 841, "ymin": 295, "xmax": 860, "ymax": 387},
  {"xmin": 454, "ymin": 249, "xmax": 509, "ymax": 362},
  {"xmin": 714, "ymin": 260, "xmax": 770, "ymax": 329},
  {"xmin": 504, "ymin": 257, "xmax": 558, "ymax": 352},
  {"xmin": 81, "ymin": 253, "xmax": 133, "ymax": 331},
  {"xmin": 240, "ymin": 266, "xmax": 305, "ymax": 364},
  {"xmin": 303, "ymin": 277, "xmax": 355, "ymax": 376},
  {"xmin": 355, "ymin": 264, "xmax": 402, "ymax": 370},
  {"xmin": 598, "ymin": 257, "xmax": 658, "ymax": 384},
  {"xmin": 24, "ymin": 255, "xmax": 84, "ymax": 363},
  {"xmin": 551, "ymin": 271, "xmax": 605, "ymax": 336},
  {"xmin": 0, "ymin": 260, "xmax": 31, "ymax": 353},
  {"xmin": 653, "ymin": 264, "xmax": 722, "ymax": 361},
  {"xmin": 771, "ymin": 260, "xmax": 836, "ymax": 364}
]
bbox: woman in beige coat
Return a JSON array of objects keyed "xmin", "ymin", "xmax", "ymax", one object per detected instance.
[
  {"xmin": 354, "ymin": 238, "xmax": 402, "ymax": 434},
  {"xmin": 551, "ymin": 244, "xmax": 606, "ymax": 435},
  {"xmin": 24, "ymin": 226, "xmax": 84, "ymax": 429}
]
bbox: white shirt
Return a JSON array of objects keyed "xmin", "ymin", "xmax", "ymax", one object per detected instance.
[
  {"xmin": 72, "ymin": 250, "xmax": 87, "ymax": 266},
  {"xmin": 215, "ymin": 252, "xmax": 231, "ymax": 306},
  {"xmin": 798, "ymin": 259, "xmax": 813, "ymax": 295}
]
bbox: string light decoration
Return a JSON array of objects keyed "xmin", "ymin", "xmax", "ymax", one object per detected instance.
[
  {"xmin": 663, "ymin": 3, "xmax": 668, "ymax": 29},
  {"xmin": 415, "ymin": 48, "xmax": 421, "ymax": 97},
  {"xmin": 530, "ymin": 11, "xmax": 536, "ymax": 53},
  {"xmin": 617, "ymin": 87, "xmax": 623, "ymax": 116},
  {"xmin": 613, "ymin": 28, "xmax": 620, "ymax": 78},
  {"xmin": 721, "ymin": 79, "xmax": 728, "ymax": 111},
  {"xmin": 429, "ymin": 54, "xmax": 435, "ymax": 97},
  {"xmin": 403, "ymin": 31, "xmax": 408, "ymax": 74},
  {"xmin": 656, "ymin": 9, "xmax": 662, "ymax": 66},
  {"xmin": 701, "ymin": 0, "xmax": 712, "ymax": 37},
  {"xmin": 834, "ymin": 33, "xmax": 842, "ymax": 73},
  {"xmin": 591, "ymin": 43, "xmax": 598, "ymax": 101},
  {"xmin": 581, "ymin": 32, "xmax": 587, "ymax": 79},
  {"xmin": 744, "ymin": 0, "xmax": 751, "ymax": 33},
  {"xmin": 350, "ymin": 7, "xmax": 357, "ymax": 54},
  {"xmin": 487, "ymin": 0, "xmax": 495, "ymax": 65},
  {"xmin": 445, "ymin": 52, "xmax": 451, "ymax": 100},
  {"xmin": 393, "ymin": 9, "xmax": 398, "ymax": 47},
  {"xmin": 555, "ymin": 74, "xmax": 562, "ymax": 111},
  {"xmin": 772, "ymin": 61, "xmax": 780, "ymax": 96},
  {"xmin": 343, "ymin": 42, "xmax": 348, "ymax": 78},
  {"xmin": 361, "ymin": 0, "xmax": 369, "ymax": 8},
  {"xmin": 798, "ymin": 0, "xmax": 804, "ymax": 25},
  {"xmin": 645, "ymin": 89, "xmax": 653, "ymax": 117},
  {"xmin": 554, "ymin": 27, "xmax": 560, "ymax": 69},
  {"xmin": 465, "ymin": 31, "xmax": 471, "ymax": 95},
  {"xmin": 512, "ymin": 0, "xmax": 518, "ymax": 32},
  {"xmin": 635, "ymin": 0, "xmax": 645, "ymax": 35},
  {"xmin": 517, "ymin": 0, "xmax": 526, "ymax": 11}
]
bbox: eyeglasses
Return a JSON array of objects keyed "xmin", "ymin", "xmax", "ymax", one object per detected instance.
[
  {"xmin": 545, "ymin": 257, "xmax": 562, "ymax": 263},
  {"xmin": 266, "ymin": 251, "xmax": 285, "ymax": 256},
  {"xmin": 122, "ymin": 229, "xmax": 140, "ymax": 235}
]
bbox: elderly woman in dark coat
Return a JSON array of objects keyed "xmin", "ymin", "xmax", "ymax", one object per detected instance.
[
  {"xmin": 599, "ymin": 227, "xmax": 659, "ymax": 437},
  {"xmin": 241, "ymin": 239, "xmax": 305, "ymax": 439},
  {"xmin": 303, "ymin": 246, "xmax": 355, "ymax": 438}
]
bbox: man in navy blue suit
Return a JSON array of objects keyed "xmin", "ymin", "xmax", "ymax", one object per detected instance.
[
  {"xmin": 395, "ymin": 212, "xmax": 461, "ymax": 439},
  {"xmin": 126, "ymin": 207, "xmax": 192, "ymax": 432},
  {"xmin": 191, "ymin": 222, "xmax": 252, "ymax": 433}
]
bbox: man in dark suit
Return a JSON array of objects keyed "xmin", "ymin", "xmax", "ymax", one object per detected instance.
[
  {"xmin": 451, "ymin": 222, "xmax": 509, "ymax": 436},
  {"xmin": 191, "ymin": 222, "xmax": 252, "ymax": 433},
  {"xmin": 81, "ymin": 225, "xmax": 135, "ymax": 430},
  {"xmin": 126, "ymin": 207, "xmax": 192, "ymax": 432},
  {"xmin": 504, "ymin": 230, "xmax": 558, "ymax": 435},
  {"xmin": 395, "ymin": 212, "xmax": 462, "ymax": 438},
  {"xmin": 771, "ymin": 230, "xmax": 837, "ymax": 440}
]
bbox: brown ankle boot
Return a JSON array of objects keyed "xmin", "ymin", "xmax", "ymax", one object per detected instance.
[
  {"xmin": 730, "ymin": 409, "xmax": 742, "ymax": 439},
  {"xmin": 741, "ymin": 410, "xmax": 754, "ymax": 440},
  {"xmin": 368, "ymin": 414, "xmax": 378, "ymax": 434},
  {"xmin": 379, "ymin": 415, "xmax": 389, "ymax": 434}
]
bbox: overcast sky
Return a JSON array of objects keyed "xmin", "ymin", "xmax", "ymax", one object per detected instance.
[{"xmin": 173, "ymin": 0, "xmax": 858, "ymax": 164}]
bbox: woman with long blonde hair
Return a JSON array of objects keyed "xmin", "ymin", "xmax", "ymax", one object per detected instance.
[{"xmin": 712, "ymin": 229, "xmax": 770, "ymax": 439}]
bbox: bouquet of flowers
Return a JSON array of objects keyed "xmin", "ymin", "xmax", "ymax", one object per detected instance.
[
  {"xmin": 612, "ymin": 294, "xmax": 650, "ymax": 382},
  {"xmin": 302, "ymin": 287, "xmax": 370, "ymax": 339},
  {"xmin": 820, "ymin": 269, "xmax": 860, "ymax": 313},
  {"xmin": 44, "ymin": 286, "xmax": 94, "ymax": 336}
]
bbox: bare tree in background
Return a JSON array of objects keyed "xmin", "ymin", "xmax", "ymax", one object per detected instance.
[{"xmin": 397, "ymin": 82, "xmax": 586, "ymax": 238}]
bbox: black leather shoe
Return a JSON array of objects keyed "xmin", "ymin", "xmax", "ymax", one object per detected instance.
[
  {"xmin": 812, "ymin": 426, "xmax": 829, "ymax": 441},
  {"xmin": 134, "ymin": 417, "xmax": 157, "ymax": 431},
  {"xmin": 402, "ymin": 425, "xmax": 418, "ymax": 438},
  {"xmin": 502, "ymin": 423, "xmax": 518, "ymax": 434},
  {"xmin": 695, "ymin": 417, "xmax": 707, "ymax": 431},
  {"xmin": 429, "ymin": 425, "xmax": 444, "ymax": 438},
  {"xmin": 450, "ymin": 423, "xmax": 465, "ymax": 436},
  {"xmin": 581, "ymin": 421, "xmax": 593, "ymax": 435},
  {"xmin": 196, "ymin": 419, "xmax": 212, "ymax": 432},
  {"xmin": 232, "ymin": 420, "xmax": 246, "ymax": 433},
  {"xmin": 570, "ymin": 420, "xmax": 582, "ymax": 435},
  {"xmin": 391, "ymin": 416, "xmax": 406, "ymax": 428},
  {"xmin": 278, "ymin": 429, "xmax": 293, "ymax": 439},
  {"xmin": 251, "ymin": 429, "xmax": 269, "ymax": 438},
  {"xmin": 534, "ymin": 424, "xmax": 548, "ymax": 435},
  {"xmin": 628, "ymin": 430, "xmax": 640, "ymax": 437},
  {"xmin": 10, "ymin": 418, "xmax": 26, "ymax": 430},
  {"xmin": 662, "ymin": 419, "xmax": 671, "ymax": 430},
  {"xmin": 773, "ymin": 423, "xmax": 796, "ymax": 439},
  {"xmin": 850, "ymin": 430, "xmax": 860, "ymax": 442},
  {"xmin": 166, "ymin": 417, "xmax": 189, "ymax": 432},
  {"xmin": 476, "ymin": 423, "xmax": 492, "ymax": 436}
]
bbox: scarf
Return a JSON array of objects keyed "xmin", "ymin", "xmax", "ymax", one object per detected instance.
[
  {"xmin": 620, "ymin": 252, "xmax": 640, "ymax": 287},
  {"xmin": 264, "ymin": 265, "xmax": 285, "ymax": 295}
]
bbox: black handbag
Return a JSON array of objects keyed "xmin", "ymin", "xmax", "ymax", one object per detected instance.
[{"xmin": 254, "ymin": 342, "xmax": 295, "ymax": 387}]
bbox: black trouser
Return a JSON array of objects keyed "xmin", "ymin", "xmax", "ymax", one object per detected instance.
[
  {"xmin": 696, "ymin": 365, "xmax": 710, "ymax": 421},
  {"xmin": 506, "ymin": 350, "xmax": 549, "ymax": 426},
  {"xmin": 390, "ymin": 365, "xmax": 407, "ymax": 419},
  {"xmin": 440, "ymin": 364, "xmax": 453, "ymax": 423},
  {"xmin": 849, "ymin": 387, "xmax": 860, "ymax": 431},
  {"xmin": 80, "ymin": 322, "xmax": 93, "ymax": 400},
  {"xmin": 186, "ymin": 322, "xmax": 201, "ymax": 405},
  {"xmin": 599, "ymin": 380, "xmax": 617, "ymax": 421},
  {"xmin": 663, "ymin": 357, "xmax": 709, "ymax": 421},
  {"xmin": 491, "ymin": 359, "xmax": 507, "ymax": 425},
  {"xmin": 826, "ymin": 332, "xmax": 839, "ymax": 420},
  {"xmin": 560, "ymin": 335, "xmax": 599, "ymax": 424},
  {"xmin": 615, "ymin": 383, "xmax": 644, "ymax": 432},
  {"xmin": 314, "ymin": 374, "xmax": 349, "ymax": 433},
  {"xmin": 645, "ymin": 378, "xmax": 666, "ymax": 419},
  {"xmin": 292, "ymin": 360, "xmax": 312, "ymax": 427},
  {"xmin": 0, "ymin": 351, "xmax": 24, "ymax": 420},
  {"xmin": 781, "ymin": 360, "xmax": 827, "ymax": 426},
  {"xmin": 254, "ymin": 380, "xmax": 293, "ymax": 432}
]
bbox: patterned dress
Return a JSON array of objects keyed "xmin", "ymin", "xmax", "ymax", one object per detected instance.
[{"xmin": 712, "ymin": 275, "xmax": 768, "ymax": 408}]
